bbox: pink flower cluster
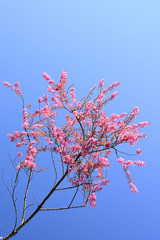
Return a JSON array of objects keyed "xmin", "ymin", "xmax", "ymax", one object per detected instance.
[
  {"xmin": 111, "ymin": 91, "xmax": 118, "ymax": 99},
  {"xmin": 136, "ymin": 149, "xmax": 142, "ymax": 154},
  {"xmin": 39, "ymin": 94, "xmax": 49, "ymax": 104},
  {"xmin": 99, "ymin": 79, "xmax": 104, "ymax": 87},
  {"xmin": 16, "ymin": 142, "xmax": 37, "ymax": 170},
  {"xmin": 4, "ymin": 71, "xmax": 150, "ymax": 207},
  {"xmin": 42, "ymin": 72, "xmax": 51, "ymax": 81},
  {"xmin": 117, "ymin": 157, "xmax": 146, "ymax": 193},
  {"xmin": 129, "ymin": 183, "xmax": 138, "ymax": 194},
  {"xmin": 118, "ymin": 157, "xmax": 145, "ymax": 168},
  {"xmin": 108, "ymin": 81, "xmax": 120, "ymax": 90},
  {"xmin": 3, "ymin": 81, "xmax": 21, "ymax": 96},
  {"xmin": 70, "ymin": 88, "xmax": 76, "ymax": 104},
  {"xmin": 88, "ymin": 193, "xmax": 96, "ymax": 208},
  {"xmin": 22, "ymin": 108, "xmax": 29, "ymax": 129}
]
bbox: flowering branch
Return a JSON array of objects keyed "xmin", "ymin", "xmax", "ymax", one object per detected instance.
[{"xmin": 1, "ymin": 71, "xmax": 150, "ymax": 239}]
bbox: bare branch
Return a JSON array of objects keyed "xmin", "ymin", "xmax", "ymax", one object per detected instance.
[
  {"xmin": 20, "ymin": 169, "xmax": 32, "ymax": 225},
  {"xmin": 2, "ymin": 170, "xmax": 18, "ymax": 231},
  {"xmin": 8, "ymin": 154, "xmax": 16, "ymax": 171},
  {"xmin": 55, "ymin": 185, "xmax": 81, "ymax": 191},
  {"xmin": 68, "ymin": 186, "xmax": 79, "ymax": 208},
  {"xmin": 25, "ymin": 203, "xmax": 35, "ymax": 210},
  {"xmin": 12, "ymin": 171, "xmax": 20, "ymax": 198},
  {"xmin": 50, "ymin": 149, "xmax": 57, "ymax": 186},
  {"xmin": 32, "ymin": 192, "xmax": 39, "ymax": 206},
  {"xmin": 113, "ymin": 148, "xmax": 119, "ymax": 158},
  {"xmin": 3, "ymin": 153, "xmax": 82, "ymax": 239},
  {"xmin": 40, "ymin": 205, "xmax": 86, "ymax": 211},
  {"xmin": 112, "ymin": 147, "xmax": 137, "ymax": 156}
]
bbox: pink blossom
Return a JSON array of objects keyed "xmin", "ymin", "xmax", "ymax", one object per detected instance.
[
  {"xmin": 15, "ymin": 81, "xmax": 19, "ymax": 87},
  {"xmin": 3, "ymin": 81, "xmax": 9, "ymax": 86},
  {"xmin": 99, "ymin": 79, "xmax": 104, "ymax": 87},
  {"xmin": 76, "ymin": 101, "xmax": 81, "ymax": 108},
  {"xmin": 120, "ymin": 112, "xmax": 127, "ymax": 118},
  {"xmin": 136, "ymin": 149, "xmax": 142, "ymax": 154},
  {"xmin": 108, "ymin": 81, "xmax": 120, "ymax": 90},
  {"xmin": 73, "ymin": 111, "xmax": 79, "ymax": 117},
  {"xmin": 14, "ymin": 131, "xmax": 20, "ymax": 139},
  {"xmin": 16, "ymin": 164, "xmax": 21, "ymax": 170},
  {"xmin": 118, "ymin": 158, "xmax": 125, "ymax": 164},
  {"xmin": 106, "ymin": 150, "xmax": 112, "ymax": 155},
  {"xmin": 48, "ymin": 80, "xmax": 54, "ymax": 84},
  {"xmin": 42, "ymin": 72, "xmax": 51, "ymax": 81},
  {"xmin": 134, "ymin": 160, "xmax": 146, "ymax": 167},
  {"xmin": 22, "ymin": 120, "xmax": 29, "ymax": 129},
  {"xmin": 97, "ymin": 157, "xmax": 110, "ymax": 167},
  {"xmin": 46, "ymin": 137, "xmax": 53, "ymax": 145},
  {"xmin": 129, "ymin": 183, "xmax": 138, "ymax": 194},
  {"xmin": 39, "ymin": 97, "xmax": 43, "ymax": 103},
  {"xmin": 16, "ymin": 142, "xmax": 22, "ymax": 147},
  {"xmin": 104, "ymin": 141, "xmax": 111, "ymax": 149},
  {"xmin": 125, "ymin": 160, "xmax": 135, "ymax": 166},
  {"xmin": 132, "ymin": 106, "xmax": 140, "ymax": 116},
  {"xmin": 60, "ymin": 70, "xmax": 67, "ymax": 84},
  {"xmin": 15, "ymin": 88, "xmax": 21, "ymax": 96},
  {"xmin": 89, "ymin": 193, "xmax": 96, "ymax": 208},
  {"xmin": 17, "ymin": 152, "xmax": 22, "ymax": 157},
  {"xmin": 122, "ymin": 164, "xmax": 127, "ymax": 169},
  {"xmin": 111, "ymin": 91, "xmax": 118, "ymax": 99},
  {"xmin": 139, "ymin": 121, "xmax": 150, "ymax": 128},
  {"xmin": 63, "ymin": 155, "xmax": 73, "ymax": 164},
  {"xmin": 32, "ymin": 124, "xmax": 44, "ymax": 129},
  {"xmin": 25, "ymin": 161, "xmax": 36, "ymax": 169}
]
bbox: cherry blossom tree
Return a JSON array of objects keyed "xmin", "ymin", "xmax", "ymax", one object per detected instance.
[{"xmin": 1, "ymin": 71, "xmax": 150, "ymax": 239}]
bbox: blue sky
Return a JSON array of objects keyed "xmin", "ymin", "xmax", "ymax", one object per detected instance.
[{"xmin": 0, "ymin": 1, "xmax": 160, "ymax": 239}]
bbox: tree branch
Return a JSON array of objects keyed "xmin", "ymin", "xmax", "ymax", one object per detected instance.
[
  {"xmin": 2, "ymin": 170, "xmax": 18, "ymax": 232},
  {"xmin": 68, "ymin": 186, "xmax": 79, "ymax": 208},
  {"xmin": 20, "ymin": 169, "xmax": 32, "ymax": 225},
  {"xmin": 40, "ymin": 205, "xmax": 86, "ymax": 211}
]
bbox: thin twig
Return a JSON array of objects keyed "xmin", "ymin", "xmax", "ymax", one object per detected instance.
[
  {"xmin": 40, "ymin": 205, "xmax": 85, "ymax": 211},
  {"xmin": 50, "ymin": 149, "xmax": 57, "ymax": 186},
  {"xmin": 68, "ymin": 186, "xmax": 79, "ymax": 208},
  {"xmin": 12, "ymin": 171, "xmax": 20, "ymax": 198},
  {"xmin": 32, "ymin": 192, "xmax": 39, "ymax": 206},
  {"xmin": 25, "ymin": 203, "xmax": 35, "ymax": 210},
  {"xmin": 8, "ymin": 154, "xmax": 16, "ymax": 171},
  {"xmin": 112, "ymin": 147, "xmax": 137, "ymax": 156},
  {"xmin": 55, "ymin": 185, "xmax": 81, "ymax": 191},
  {"xmin": 2, "ymin": 170, "xmax": 18, "ymax": 231}
]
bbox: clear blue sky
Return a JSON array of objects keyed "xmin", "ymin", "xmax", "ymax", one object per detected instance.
[{"xmin": 0, "ymin": 1, "xmax": 160, "ymax": 239}]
